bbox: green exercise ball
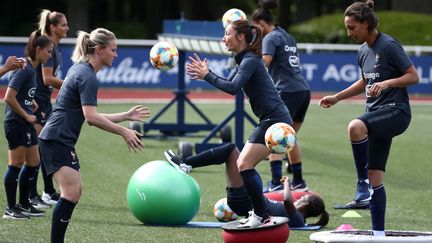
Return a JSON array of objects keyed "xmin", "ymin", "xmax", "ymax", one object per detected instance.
[{"xmin": 127, "ymin": 160, "xmax": 201, "ymax": 225}]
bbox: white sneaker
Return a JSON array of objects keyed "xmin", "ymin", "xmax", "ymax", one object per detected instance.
[
  {"xmin": 238, "ymin": 211, "xmax": 254, "ymax": 224},
  {"xmin": 237, "ymin": 211, "xmax": 273, "ymax": 228},
  {"xmin": 42, "ymin": 191, "xmax": 60, "ymax": 205},
  {"xmin": 164, "ymin": 150, "xmax": 192, "ymax": 173},
  {"xmin": 179, "ymin": 163, "xmax": 192, "ymax": 173}
]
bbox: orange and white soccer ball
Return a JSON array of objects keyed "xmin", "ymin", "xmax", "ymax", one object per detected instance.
[
  {"xmin": 213, "ymin": 197, "xmax": 238, "ymax": 222},
  {"xmin": 265, "ymin": 122, "xmax": 296, "ymax": 154},
  {"xmin": 222, "ymin": 8, "xmax": 247, "ymax": 29},
  {"xmin": 149, "ymin": 41, "xmax": 179, "ymax": 71}
]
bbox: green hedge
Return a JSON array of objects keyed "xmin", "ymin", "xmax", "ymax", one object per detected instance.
[{"xmin": 289, "ymin": 11, "xmax": 432, "ymax": 45}]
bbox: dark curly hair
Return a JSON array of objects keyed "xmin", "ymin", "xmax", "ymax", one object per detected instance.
[{"xmin": 344, "ymin": 0, "xmax": 378, "ymax": 32}]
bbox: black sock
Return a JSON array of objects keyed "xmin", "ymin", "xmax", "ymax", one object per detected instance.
[
  {"xmin": 269, "ymin": 160, "xmax": 282, "ymax": 184},
  {"xmin": 52, "ymin": 197, "xmax": 76, "ymax": 243},
  {"xmin": 291, "ymin": 162, "xmax": 303, "ymax": 184},
  {"xmin": 4, "ymin": 165, "xmax": 21, "ymax": 209},
  {"xmin": 351, "ymin": 137, "xmax": 369, "ymax": 180},
  {"xmin": 239, "ymin": 169, "xmax": 269, "ymax": 219},
  {"xmin": 185, "ymin": 143, "xmax": 236, "ymax": 168},
  {"xmin": 29, "ymin": 164, "xmax": 40, "ymax": 198},
  {"xmin": 18, "ymin": 165, "xmax": 37, "ymax": 207},
  {"xmin": 370, "ymin": 184, "xmax": 386, "ymax": 231},
  {"xmin": 41, "ymin": 159, "xmax": 55, "ymax": 194}
]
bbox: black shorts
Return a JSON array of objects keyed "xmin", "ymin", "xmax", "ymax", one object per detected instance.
[
  {"xmin": 280, "ymin": 91, "xmax": 311, "ymax": 123},
  {"xmin": 38, "ymin": 139, "xmax": 80, "ymax": 176},
  {"xmin": 4, "ymin": 120, "xmax": 38, "ymax": 149},
  {"xmin": 34, "ymin": 102, "xmax": 52, "ymax": 126},
  {"xmin": 357, "ymin": 106, "xmax": 411, "ymax": 171},
  {"xmin": 248, "ymin": 112, "xmax": 292, "ymax": 144}
]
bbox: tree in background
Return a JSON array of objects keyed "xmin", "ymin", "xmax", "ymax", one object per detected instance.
[{"xmin": 0, "ymin": 0, "xmax": 431, "ymax": 40}]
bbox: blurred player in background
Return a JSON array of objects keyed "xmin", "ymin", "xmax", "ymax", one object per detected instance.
[
  {"xmin": 252, "ymin": 1, "xmax": 310, "ymax": 193},
  {"xmin": 3, "ymin": 30, "xmax": 53, "ymax": 219},
  {"xmin": 30, "ymin": 9, "xmax": 69, "ymax": 209}
]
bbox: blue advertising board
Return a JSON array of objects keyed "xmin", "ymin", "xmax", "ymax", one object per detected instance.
[{"xmin": 0, "ymin": 43, "xmax": 431, "ymax": 94}]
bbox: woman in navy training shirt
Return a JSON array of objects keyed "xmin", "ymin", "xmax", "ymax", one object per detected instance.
[
  {"xmin": 3, "ymin": 31, "xmax": 53, "ymax": 219},
  {"xmin": 320, "ymin": 0, "xmax": 419, "ymax": 236},
  {"xmin": 164, "ymin": 145, "xmax": 329, "ymax": 228},
  {"xmin": 30, "ymin": 9, "xmax": 69, "ymax": 208},
  {"xmin": 187, "ymin": 20, "xmax": 292, "ymax": 228},
  {"xmin": 39, "ymin": 28, "xmax": 150, "ymax": 242}
]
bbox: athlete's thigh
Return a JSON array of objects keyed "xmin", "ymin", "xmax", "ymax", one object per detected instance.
[
  {"xmin": 357, "ymin": 107, "xmax": 410, "ymax": 139},
  {"xmin": 53, "ymin": 166, "xmax": 82, "ymax": 201},
  {"xmin": 25, "ymin": 145, "xmax": 40, "ymax": 166},
  {"xmin": 237, "ymin": 142, "xmax": 270, "ymax": 169}
]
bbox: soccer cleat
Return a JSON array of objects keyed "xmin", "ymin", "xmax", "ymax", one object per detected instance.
[
  {"xmin": 290, "ymin": 180, "xmax": 309, "ymax": 192},
  {"xmin": 238, "ymin": 210, "xmax": 254, "ymax": 224},
  {"xmin": 164, "ymin": 150, "xmax": 192, "ymax": 173},
  {"xmin": 42, "ymin": 191, "xmax": 60, "ymax": 205},
  {"xmin": 237, "ymin": 211, "xmax": 274, "ymax": 228},
  {"xmin": 16, "ymin": 204, "xmax": 45, "ymax": 217},
  {"xmin": 30, "ymin": 195, "xmax": 51, "ymax": 209},
  {"xmin": 263, "ymin": 180, "xmax": 284, "ymax": 193},
  {"xmin": 333, "ymin": 200, "xmax": 369, "ymax": 210},
  {"xmin": 354, "ymin": 179, "xmax": 373, "ymax": 202},
  {"xmin": 3, "ymin": 206, "xmax": 30, "ymax": 220}
]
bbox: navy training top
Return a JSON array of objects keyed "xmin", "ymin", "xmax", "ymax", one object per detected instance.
[
  {"xmin": 4, "ymin": 58, "xmax": 37, "ymax": 123},
  {"xmin": 204, "ymin": 50, "xmax": 288, "ymax": 120},
  {"xmin": 34, "ymin": 44, "xmax": 62, "ymax": 109},
  {"xmin": 358, "ymin": 32, "xmax": 413, "ymax": 114},
  {"xmin": 262, "ymin": 26, "xmax": 310, "ymax": 93},
  {"xmin": 265, "ymin": 198, "xmax": 306, "ymax": 227},
  {"xmin": 39, "ymin": 63, "xmax": 98, "ymax": 147}
]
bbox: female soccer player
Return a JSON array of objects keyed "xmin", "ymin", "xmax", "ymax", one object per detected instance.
[
  {"xmin": 251, "ymin": 3, "xmax": 310, "ymax": 193},
  {"xmin": 3, "ymin": 30, "xmax": 53, "ymax": 219},
  {"xmin": 187, "ymin": 20, "xmax": 292, "ymax": 228},
  {"xmin": 319, "ymin": 0, "xmax": 419, "ymax": 236},
  {"xmin": 38, "ymin": 28, "xmax": 150, "ymax": 242},
  {"xmin": 164, "ymin": 145, "xmax": 329, "ymax": 227},
  {"xmin": 30, "ymin": 9, "xmax": 69, "ymax": 209}
]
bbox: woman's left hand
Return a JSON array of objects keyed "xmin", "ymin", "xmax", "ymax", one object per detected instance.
[
  {"xmin": 367, "ymin": 81, "xmax": 389, "ymax": 97},
  {"xmin": 126, "ymin": 105, "xmax": 150, "ymax": 121},
  {"xmin": 186, "ymin": 53, "xmax": 209, "ymax": 80}
]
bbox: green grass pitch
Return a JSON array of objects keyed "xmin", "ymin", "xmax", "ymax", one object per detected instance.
[{"xmin": 0, "ymin": 101, "xmax": 431, "ymax": 242}]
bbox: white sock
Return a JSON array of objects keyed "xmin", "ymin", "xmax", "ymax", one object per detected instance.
[{"xmin": 373, "ymin": 230, "xmax": 385, "ymax": 236}]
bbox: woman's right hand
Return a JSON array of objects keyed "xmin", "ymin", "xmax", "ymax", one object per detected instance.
[
  {"xmin": 122, "ymin": 128, "xmax": 144, "ymax": 153},
  {"xmin": 186, "ymin": 53, "xmax": 209, "ymax": 80},
  {"xmin": 319, "ymin": 95, "xmax": 338, "ymax": 108}
]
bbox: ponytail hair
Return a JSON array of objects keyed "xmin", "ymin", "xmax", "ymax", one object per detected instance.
[
  {"xmin": 344, "ymin": 0, "xmax": 378, "ymax": 32},
  {"xmin": 231, "ymin": 20, "xmax": 262, "ymax": 57},
  {"xmin": 71, "ymin": 28, "xmax": 116, "ymax": 63},
  {"xmin": 25, "ymin": 30, "xmax": 52, "ymax": 60},
  {"xmin": 302, "ymin": 194, "xmax": 329, "ymax": 227},
  {"xmin": 38, "ymin": 9, "xmax": 66, "ymax": 36},
  {"xmin": 252, "ymin": 0, "xmax": 278, "ymax": 24}
]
